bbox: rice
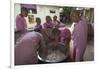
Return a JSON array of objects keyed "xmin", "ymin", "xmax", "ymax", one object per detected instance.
[{"xmin": 46, "ymin": 50, "xmax": 66, "ymax": 62}]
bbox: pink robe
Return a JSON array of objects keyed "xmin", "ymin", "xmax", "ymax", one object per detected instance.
[
  {"xmin": 16, "ymin": 14, "xmax": 27, "ymax": 32},
  {"xmin": 71, "ymin": 18, "xmax": 88, "ymax": 61},
  {"xmin": 59, "ymin": 27, "xmax": 71, "ymax": 45},
  {"xmin": 52, "ymin": 20, "xmax": 66, "ymax": 28},
  {"xmin": 43, "ymin": 22, "xmax": 53, "ymax": 29},
  {"xmin": 15, "ymin": 32, "xmax": 46, "ymax": 65},
  {"xmin": 15, "ymin": 14, "xmax": 27, "ymax": 40},
  {"xmin": 43, "ymin": 22, "xmax": 53, "ymax": 44}
]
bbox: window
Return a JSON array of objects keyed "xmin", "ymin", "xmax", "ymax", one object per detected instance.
[{"xmin": 21, "ymin": 4, "xmax": 37, "ymax": 14}]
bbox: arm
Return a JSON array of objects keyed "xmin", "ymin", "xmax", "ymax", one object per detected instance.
[
  {"xmin": 39, "ymin": 33, "xmax": 47, "ymax": 54},
  {"xmin": 65, "ymin": 29, "xmax": 71, "ymax": 47}
]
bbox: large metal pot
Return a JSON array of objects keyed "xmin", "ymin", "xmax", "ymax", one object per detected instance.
[{"xmin": 37, "ymin": 43, "xmax": 69, "ymax": 63}]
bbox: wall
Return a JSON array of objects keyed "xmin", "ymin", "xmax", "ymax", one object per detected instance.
[
  {"xmin": 14, "ymin": 3, "xmax": 21, "ymax": 29},
  {"xmin": 37, "ymin": 5, "xmax": 60, "ymax": 23},
  {"xmin": 14, "ymin": 4, "xmax": 60, "ymax": 28}
]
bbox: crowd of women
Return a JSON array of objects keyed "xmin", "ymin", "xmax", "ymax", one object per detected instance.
[{"xmin": 15, "ymin": 7, "xmax": 88, "ymax": 65}]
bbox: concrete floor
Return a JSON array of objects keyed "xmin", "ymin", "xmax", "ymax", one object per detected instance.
[{"xmin": 83, "ymin": 39, "xmax": 94, "ymax": 61}]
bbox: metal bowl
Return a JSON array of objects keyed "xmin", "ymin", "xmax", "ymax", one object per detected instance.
[{"xmin": 37, "ymin": 43, "xmax": 69, "ymax": 63}]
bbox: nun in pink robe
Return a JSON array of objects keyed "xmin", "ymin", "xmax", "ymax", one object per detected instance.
[
  {"xmin": 59, "ymin": 27, "xmax": 71, "ymax": 46},
  {"xmin": 42, "ymin": 16, "xmax": 54, "ymax": 44},
  {"xmin": 15, "ymin": 31, "xmax": 46, "ymax": 65},
  {"xmin": 15, "ymin": 7, "xmax": 28, "ymax": 41},
  {"xmin": 70, "ymin": 10, "xmax": 88, "ymax": 61}
]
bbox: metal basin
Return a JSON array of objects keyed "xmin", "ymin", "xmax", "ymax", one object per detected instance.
[{"xmin": 38, "ymin": 43, "xmax": 69, "ymax": 63}]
